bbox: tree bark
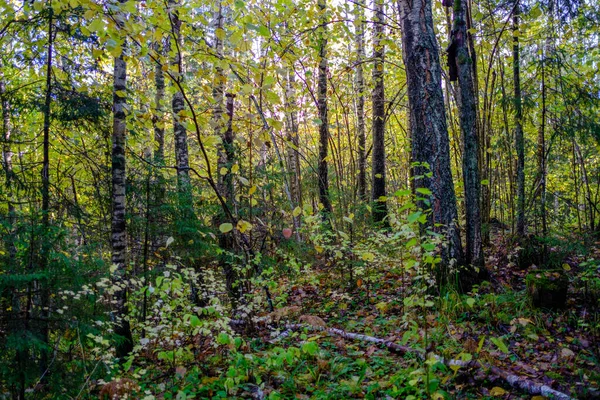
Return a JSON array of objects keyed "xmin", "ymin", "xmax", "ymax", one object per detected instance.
[
  {"xmin": 0, "ymin": 68, "xmax": 15, "ymax": 261},
  {"xmin": 284, "ymin": 66, "xmax": 302, "ymax": 238},
  {"xmin": 111, "ymin": 0, "xmax": 133, "ymax": 360},
  {"xmin": 354, "ymin": 0, "xmax": 367, "ymax": 202},
  {"xmin": 513, "ymin": 0, "xmax": 526, "ymax": 238},
  {"xmin": 448, "ymin": 0, "xmax": 485, "ymax": 279},
  {"xmin": 371, "ymin": 0, "xmax": 388, "ymax": 226},
  {"xmin": 317, "ymin": 0, "xmax": 332, "ymax": 216},
  {"xmin": 538, "ymin": 52, "xmax": 547, "ymax": 237},
  {"xmin": 398, "ymin": 0, "xmax": 465, "ymax": 284},
  {"xmin": 150, "ymin": 39, "xmax": 166, "ymax": 253},
  {"xmin": 169, "ymin": 0, "xmax": 191, "ymax": 198},
  {"xmin": 153, "ymin": 40, "xmax": 165, "ymax": 166},
  {"xmin": 39, "ymin": 9, "xmax": 53, "ymax": 378}
]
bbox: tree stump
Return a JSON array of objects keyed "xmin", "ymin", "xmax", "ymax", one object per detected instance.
[{"xmin": 526, "ymin": 270, "xmax": 568, "ymax": 308}]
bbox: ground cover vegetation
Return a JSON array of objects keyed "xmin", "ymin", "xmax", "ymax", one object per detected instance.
[{"xmin": 0, "ymin": 0, "xmax": 599, "ymax": 398}]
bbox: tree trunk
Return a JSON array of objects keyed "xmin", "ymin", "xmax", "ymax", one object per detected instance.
[
  {"xmin": 212, "ymin": 2, "xmax": 239, "ymax": 303},
  {"xmin": 317, "ymin": 0, "xmax": 332, "ymax": 216},
  {"xmin": 111, "ymin": 0, "xmax": 133, "ymax": 360},
  {"xmin": 398, "ymin": 0, "xmax": 465, "ymax": 287},
  {"xmin": 513, "ymin": 0, "xmax": 526, "ymax": 238},
  {"xmin": 169, "ymin": 0, "xmax": 191, "ymax": 200},
  {"xmin": 354, "ymin": 0, "xmax": 367, "ymax": 202},
  {"xmin": 1, "ymin": 61, "xmax": 23, "ymax": 400},
  {"xmin": 371, "ymin": 0, "xmax": 388, "ymax": 226},
  {"xmin": 0, "ymin": 68, "xmax": 15, "ymax": 261},
  {"xmin": 153, "ymin": 40, "xmax": 165, "ymax": 166},
  {"xmin": 284, "ymin": 66, "xmax": 302, "ymax": 238},
  {"xmin": 538, "ymin": 52, "xmax": 547, "ymax": 237},
  {"xmin": 150, "ymin": 40, "xmax": 167, "ymax": 258},
  {"xmin": 39, "ymin": 9, "xmax": 53, "ymax": 378},
  {"xmin": 448, "ymin": 0, "xmax": 485, "ymax": 278}
]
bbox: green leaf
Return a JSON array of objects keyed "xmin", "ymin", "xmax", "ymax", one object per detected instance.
[
  {"xmin": 258, "ymin": 25, "xmax": 270, "ymax": 37},
  {"xmin": 217, "ymin": 332, "xmax": 230, "ymax": 345},
  {"xmin": 302, "ymin": 341, "xmax": 318, "ymax": 356},
  {"xmin": 88, "ymin": 18, "xmax": 104, "ymax": 32},
  {"xmin": 219, "ymin": 223, "xmax": 233, "ymax": 233},
  {"xmin": 490, "ymin": 337, "xmax": 509, "ymax": 354},
  {"xmin": 190, "ymin": 315, "xmax": 201, "ymax": 327},
  {"xmin": 407, "ymin": 211, "xmax": 422, "ymax": 223}
]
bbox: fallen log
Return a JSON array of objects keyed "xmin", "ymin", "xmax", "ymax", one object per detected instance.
[{"xmin": 282, "ymin": 323, "xmax": 572, "ymax": 400}]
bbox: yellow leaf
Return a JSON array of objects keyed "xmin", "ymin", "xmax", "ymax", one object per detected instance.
[
  {"xmin": 489, "ymin": 387, "xmax": 507, "ymax": 396},
  {"xmin": 236, "ymin": 220, "xmax": 253, "ymax": 233},
  {"xmin": 361, "ymin": 252, "xmax": 375, "ymax": 262},
  {"xmin": 562, "ymin": 263, "xmax": 571, "ymax": 271},
  {"xmin": 292, "ymin": 206, "xmax": 302, "ymax": 217}
]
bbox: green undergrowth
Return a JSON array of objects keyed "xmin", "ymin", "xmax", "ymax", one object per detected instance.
[{"xmin": 72, "ymin": 202, "xmax": 600, "ymax": 399}]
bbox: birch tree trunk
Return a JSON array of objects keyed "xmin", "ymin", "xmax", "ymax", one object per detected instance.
[
  {"xmin": 169, "ymin": 0, "xmax": 191, "ymax": 199},
  {"xmin": 354, "ymin": 0, "xmax": 367, "ymax": 201},
  {"xmin": 398, "ymin": 0, "xmax": 465, "ymax": 284},
  {"xmin": 285, "ymin": 66, "xmax": 302, "ymax": 236},
  {"xmin": 317, "ymin": 0, "xmax": 332, "ymax": 216},
  {"xmin": 371, "ymin": 0, "xmax": 388, "ymax": 226},
  {"xmin": 448, "ymin": 0, "xmax": 485, "ymax": 279},
  {"xmin": 212, "ymin": 2, "xmax": 239, "ymax": 302},
  {"xmin": 0, "ymin": 69, "xmax": 15, "ymax": 262},
  {"xmin": 111, "ymin": 0, "xmax": 133, "ymax": 360}
]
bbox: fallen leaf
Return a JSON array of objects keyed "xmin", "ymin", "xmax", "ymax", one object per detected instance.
[
  {"xmin": 489, "ymin": 386, "xmax": 507, "ymax": 396},
  {"xmin": 560, "ymin": 347, "xmax": 575, "ymax": 359},
  {"xmin": 299, "ymin": 315, "xmax": 327, "ymax": 328}
]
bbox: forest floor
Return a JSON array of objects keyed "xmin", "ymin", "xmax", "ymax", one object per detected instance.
[{"xmin": 135, "ymin": 232, "xmax": 600, "ymax": 399}]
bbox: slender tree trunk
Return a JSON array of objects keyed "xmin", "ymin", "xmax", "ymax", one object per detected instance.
[
  {"xmin": 448, "ymin": 0, "xmax": 484, "ymax": 276},
  {"xmin": 355, "ymin": 0, "xmax": 367, "ymax": 201},
  {"xmin": 499, "ymin": 60, "xmax": 515, "ymax": 233},
  {"xmin": 153, "ymin": 40, "xmax": 165, "ymax": 166},
  {"xmin": 317, "ymin": 0, "xmax": 332, "ymax": 216},
  {"xmin": 398, "ymin": 0, "xmax": 465, "ymax": 287},
  {"xmin": 538, "ymin": 52, "xmax": 547, "ymax": 237},
  {"xmin": 150, "ymin": 39, "xmax": 167, "ymax": 256},
  {"xmin": 1, "ymin": 60, "xmax": 16, "ymax": 267},
  {"xmin": 111, "ymin": 0, "xmax": 133, "ymax": 360},
  {"xmin": 1, "ymin": 62, "xmax": 23, "ymax": 400},
  {"xmin": 39, "ymin": 9, "xmax": 53, "ymax": 378},
  {"xmin": 371, "ymin": 0, "xmax": 388, "ymax": 226},
  {"xmin": 284, "ymin": 66, "xmax": 303, "ymax": 239},
  {"xmin": 513, "ymin": 0, "xmax": 526, "ymax": 238},
  {"xmin": 169, "ymin": 0, "xmax": 191, "ymax": 199},
  {"xmin": 212, "ymin": 2, "xmax": 239, "ymax": 303}
]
